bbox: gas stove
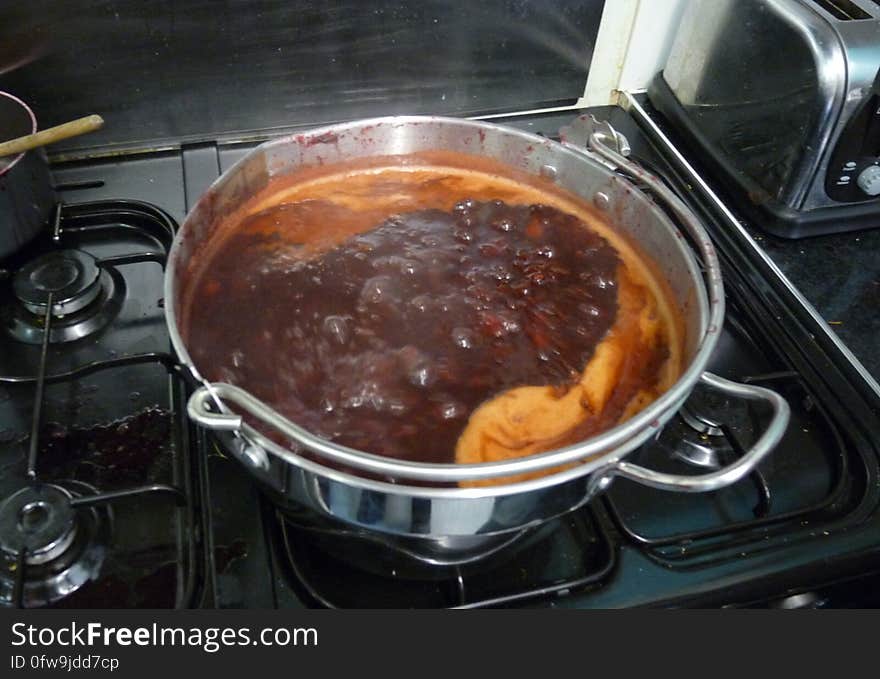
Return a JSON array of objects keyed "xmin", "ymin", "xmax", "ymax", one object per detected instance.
[
  {"xmin": 1, "ymin": 102, "xmax": 879, "ymax": 609},
  {"xmin": 0, "ymin": 201, "xmax": 203, "ymax": 608}
]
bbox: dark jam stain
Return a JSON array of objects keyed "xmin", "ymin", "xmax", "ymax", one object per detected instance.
[
  {"xmin": 53, "ymin": 558, "xmax": 178, "ymax": 609},
  {"xmin": 39, "ymin": 407, "xmax": 172, "ymax": 487},
  {"xmin": 187, "ymin": 199, "xmax": 619, "ymax": 464},
  {"xmin": 214, "ymin": 539, "xmax": 249, "ymax": 574}
]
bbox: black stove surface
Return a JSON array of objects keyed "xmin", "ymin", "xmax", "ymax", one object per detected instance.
[{"xmin": 2, "ymin": 105, "xmax": 879, "ymax": 609}]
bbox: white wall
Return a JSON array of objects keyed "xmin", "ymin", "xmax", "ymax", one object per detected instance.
[{"xmin": 583, "ymin": 0, "xmax": 688, "ymax": 105}]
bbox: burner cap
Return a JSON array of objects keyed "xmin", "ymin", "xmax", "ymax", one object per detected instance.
[
  {"xmin": 13, "ymin": 249, "xmax": 101, "ymax": 317},
  {"xmin": 5, "ymin": 254, "xmax": 125, "ymax": 345},
  {"xmin": 659, "ymin": 381, "xmax": 758, "ymax": 470},
  {"xmin": 680, "ymin": 403, "xmax": 724, "ymax": 437},
  {"xmin": 0, "ymin": 484, "xmax": 77, "ymax": 565},
  {"xmin": 0, "ymin": 480, "xmax": 110, "ymax": 607}
]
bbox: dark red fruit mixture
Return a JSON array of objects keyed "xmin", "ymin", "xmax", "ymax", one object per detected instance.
[{"xmin": 185, "ymin": 199, "xmax": 620, "ymax": 463}]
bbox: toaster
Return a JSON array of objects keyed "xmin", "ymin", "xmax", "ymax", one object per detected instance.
[{"xmin": 649, "ymin": 0, "xmax": 880, "ymax": 238}]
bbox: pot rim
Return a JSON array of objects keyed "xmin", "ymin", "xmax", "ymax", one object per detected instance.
[
  {"xmin": 0, "ymin": 90, "xmax": 38, "ymax": 178},
  {"xmin": 232, "ymin": 409, "xmax": 666, "ymax": 498},
  {"xmin": 165, "ymin": 114, "xmax": 725, "ymax": 496}
]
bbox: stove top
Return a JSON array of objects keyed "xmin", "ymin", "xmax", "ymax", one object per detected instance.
[
  {"xmin": 0, "ymin": 202, "xmax": 204, "ymax": 608},
  {"xmin": 2, "ymin": 104, "xmax": 879, "ymax": 609}
]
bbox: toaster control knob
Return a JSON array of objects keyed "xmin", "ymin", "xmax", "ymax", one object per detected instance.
[{"xmin": 857, "ymin": 165, "xmax": 880, "ymax": 196}]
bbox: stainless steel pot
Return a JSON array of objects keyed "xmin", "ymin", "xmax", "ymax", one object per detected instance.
[
  {"xmin": 166, "ymin": 115, "xmax": 791, "ymax": 560},
  {"xmin": 0, "ymin": 91, "xmax": 55, "ymax": 260}
]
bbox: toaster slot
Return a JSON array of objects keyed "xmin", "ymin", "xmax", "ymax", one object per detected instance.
[{"xmin": 808, "ymin": 0, "xmax": 872, "ymax": 20}]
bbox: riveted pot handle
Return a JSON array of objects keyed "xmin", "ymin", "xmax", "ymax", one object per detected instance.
[
  {"xmin": 186, "ymin": 385, "xmax": 273, "ymax": 470},
  {"xmin": 187, "ymin": 385, "xmax": 243, "ymax": 431},
  {"xmin": 560, "ymin": 115, "xmax": 726, "ymax": 339},
  {"xmin": 586, "ymin": 372, "xmax": 790, "ymax": 497}
]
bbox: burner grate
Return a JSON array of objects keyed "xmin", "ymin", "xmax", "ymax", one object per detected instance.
[
  {"xmin": 273, "ymin": 503, "xmax": 615, "ymax": 609},
  {"xmin": 0, "ymin": 201, "xmax": 204, "ymax": 608},
  {"xmin": 602, "ymin": 285, "xmax": 859, "ymax": 567}
]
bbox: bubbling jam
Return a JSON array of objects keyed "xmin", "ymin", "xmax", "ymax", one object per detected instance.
[{"xmin": 182, "ymin": 159, "xmax": 681, "ymax": 483}]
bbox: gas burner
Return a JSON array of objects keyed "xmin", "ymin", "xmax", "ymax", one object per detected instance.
[
  {"xmin": 657, "ymin": 382, "xmax": 758, "ymax": 470},
  {"xmin": 680, "ymin": 381, "xmax": 755, "ymax": 439},
  {"xmin": 4, "ymin": 249, "xmax": 125, "ymax": 344},
  {"xmin": 14, "ymin": 250, "xmax": 101, "ymax": 316},
  {"xmin": 651, "ymin": 416, "xmax": 729, "ymax": 470},
  {"xmin": 0, "ymin": 480, "xmax": 111, "ymax": 608},
  {"xmin": 680, "ymin": 403, "xmax": 725, "ymax": 438},
  {"xmin": 0, "ymin": 484, "xmax": 78, "ymax": 565}
]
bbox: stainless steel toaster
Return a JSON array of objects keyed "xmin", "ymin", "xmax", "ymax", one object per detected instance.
[{"xmin": 649, "ymin": 0, "xmax": 880, "ymax": 238}]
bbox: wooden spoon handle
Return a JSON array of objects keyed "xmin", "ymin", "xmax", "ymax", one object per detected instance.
[{"xmin": 0, "ymin": 114, "xmax": 105, "ymax": 158}]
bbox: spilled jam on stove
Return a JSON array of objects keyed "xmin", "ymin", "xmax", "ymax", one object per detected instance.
[{"xmin": 182, "ymin": 162, "xmax": 678, "ymax": 482}]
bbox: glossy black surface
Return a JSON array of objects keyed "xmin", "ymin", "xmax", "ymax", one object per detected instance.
[
  {"xmin": 9, "ymin": 105, "xmax": 878, "ymax": 609},
  {"xmin": 754, "ymin": 229, "xmax": 880, "ymax": 383},
  {"xmin": 0, "ymin": 0, "xmax": 602, "ymax": 158}
]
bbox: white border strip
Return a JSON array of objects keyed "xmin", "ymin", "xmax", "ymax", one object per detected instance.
[{"xmin": 582, "ymin": 0, "xmax": 640, "ymax": 106}]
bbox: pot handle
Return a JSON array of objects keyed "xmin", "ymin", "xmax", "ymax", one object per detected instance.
[{"xmin": 586, "ymin": 372, "xmax": 790, "ymax": 498}]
